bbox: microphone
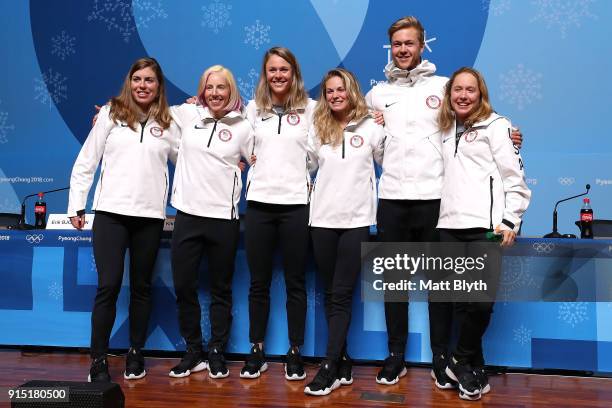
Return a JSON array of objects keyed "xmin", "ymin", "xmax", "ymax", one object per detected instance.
[
  {"xmin": 13, "ymin": 187, "xmax": 70, "ymax": 230},
  {"xmin": 543, "ymin": 184, "xmax": 590, "ymax": 238}
]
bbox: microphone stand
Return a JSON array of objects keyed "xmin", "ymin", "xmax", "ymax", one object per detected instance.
[
  {"xmin": 14, "ymin": 187, "xmax": 70, "ymax": 230},
  {"xmin": 543, "ymin": 184, "xmax": 590, "ymax": 238}
]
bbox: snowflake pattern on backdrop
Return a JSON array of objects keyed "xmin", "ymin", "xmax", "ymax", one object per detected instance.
[
  {"xmin": 499, "ymin": 257, "xmax": 537, "ymax": 302},
  {"xmin": 48, "ymin": 281, "xmax": 63, "ymax": 300},
  {"xmin": 34, "ymin": 69, "xmax": 68, "ymax": 109},
  {"xmin": 423, "ymin": 31, "xmax": 437, "ymax": 53},
  {"xmin": 244, "ymin": 20, "xmax": 271, "ymax": 50},
  {"xmin": 51, "ymin": 30, "xmax": 76, "ymax": 60},
  {"xmin": 558, "ymin": 302, "xmax": 589, "ymax": 327},
  {"xmin": 0, "ymin": 100, "xmax": 15, "ymax": 144},
  {"xmin": 513, "ymin": 324, "xmax": 532, "ymax": 346},
  {"xmin": 499, "ymin": 64, "xmax": 542, "ymax": 110},
  {"xmin": 482, "ymin": 0, "xmax": 512, "ymax": 16},
  {"xmin": 201, "ymin": 0, "xmax": 232, "ymax": 34},
  {"xmin": 237, "ymin": 68, "xmax": 258, "ymax": 101},
  {"xmin": 530, "ymin": 0, "xmax": 597, "ymax": 38},
  {"xmin": 88, "ymin": 0, "xmax": 168, "ymax": 43}
]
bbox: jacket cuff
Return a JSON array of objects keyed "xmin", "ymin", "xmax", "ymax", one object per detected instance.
[{"xmin": 501, "ymin": 218, "xmax": 515, "ymax": 230}]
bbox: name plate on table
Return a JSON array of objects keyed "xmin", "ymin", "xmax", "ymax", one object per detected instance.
[{"xmin": 46, "ymin": 214, "xmax": 94, "ymax": 230}]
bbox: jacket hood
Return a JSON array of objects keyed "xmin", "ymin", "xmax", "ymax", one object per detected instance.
[{"xmin": 384, "ymin": 59, "xmax": 437, "ymax": 86}]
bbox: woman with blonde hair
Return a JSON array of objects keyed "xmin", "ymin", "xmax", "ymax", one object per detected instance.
[
  {"xmin": 168, "ymin": 65, "xmax": 253, "ymax": 379},
  {"xmin": 303, "ymin": 68, "xmax": 384, "ymax": 396},
  {"xmin": 240, "ymin": 47, "xmax": 315, "ymax": 380},
  {"xmin": 68, "ymin": 57, "xmax": 180, "ymax": 382},
  {"xmin": 435, "ymin": 67, "xmax": 530, "ymax": 401}
]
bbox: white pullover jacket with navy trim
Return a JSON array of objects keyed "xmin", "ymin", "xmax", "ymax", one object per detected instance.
[
  {"xmin": 170, "ymin": 104, "xmax": 253, "ymax": 220},
  {"xmin": 68, "ymin": 105, "xmax": 180, "ymax": 219},
  {"xmin": 244, "ymin": 99, "xmax": 317, "ymax": 205},
  {"xmin": 308, "ymin": 116, "xmax": 385, "ymax": 229}
]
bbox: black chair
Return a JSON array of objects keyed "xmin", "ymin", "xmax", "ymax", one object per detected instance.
[
  {"xmin": 0, "ymin": 212, "xmax": 20, "ymax": 228},
  {"xmin": 574, "ymin": 220, "xmax": 612, "ymax": 238}
]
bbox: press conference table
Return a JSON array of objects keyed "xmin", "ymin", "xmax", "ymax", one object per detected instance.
[{"xmin": 1, "ymin": 229, "xmax": 611, "ymax": 373}]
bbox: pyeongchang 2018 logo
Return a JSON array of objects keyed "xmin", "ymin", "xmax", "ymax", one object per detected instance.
[
  {"xmin": 25, "ymin": 234, "xmax": 44, "ymax": 244},
  {"xmin": 558, "ymin": 177, "xmax": 575, "ymax": 186},
  {"xmin": 596, "ymin": 178, "xmax": 612, "ymax": 186}
]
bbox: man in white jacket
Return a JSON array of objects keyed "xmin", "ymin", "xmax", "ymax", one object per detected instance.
[{"xmin": 365, "ymin": 16, "xmax": 522, "ymax": 386}]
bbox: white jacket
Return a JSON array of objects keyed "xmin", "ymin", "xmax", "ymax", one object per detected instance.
[
  {"xmin": 437, "ymin": 113, "xmax": 531, "ymax": 232},
  {"xmin": 365, "ymin": 60, "xmax": 448, "ymax": 200},
  {"xmin": 68, "ymin": 105, "xmax": 180, "ymax": 219},
  {"xmin": 245, "ymin": 99, "xmax": 317, "ymax": 205},
  {"xmin": 309, "ymin": 117, "xmax": 385, "ymax": 228},
  {"xmin": 170, "ymin": 104, "xmax": 253, "ymax": 220}
]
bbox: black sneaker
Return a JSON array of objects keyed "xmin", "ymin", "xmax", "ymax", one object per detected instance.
[
  {"xmin": 337, "ymin": 354, "xmax": 353, "ymax": 385},
  {"xmin": 376, "ymin": 353, "xmax": 407, "ymax": 385},
  {"xmin": 208, "ymin": 347, "xmax": 229, "ymax": 379},
  {"xmin": 304, "ymin": 360, "xmax": 340, "ymax": 396},
  {"xmin": 88, "ymin": 356, "xmax": 111, "ymax": 383},
  {"xmin": 430, "ymin": 354, "xmax": 456, "ymax": 390},
  {"xmin": 473, "ymin": 366, "xmax": 490, "ymax": 395},
  {"xmin": 285, "ymin": 346, "xmax": 306, "ymax": 380},
  {"xmin": 169, "ymin": 347, "xmax": 207, "ymax": 378},
  {"xmin": 124, "ymin": 348, "xmax": 146, "ymax": 380},
  {"xmin": 445, "ymin": 358, "xmax": 481, "ymax": 401},
  {"xmin": 240, "ymin": 344, "xmax": 268, "ymax": 379}
]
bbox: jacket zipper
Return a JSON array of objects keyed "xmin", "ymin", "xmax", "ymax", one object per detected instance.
[
  {"xmin": 207, "ymin": 120, "xmax": 218, "ymax": 147},
  {"xmin": 139, "ymin": 120, "xmax": 147, "ymax": 143},
  {"xmin": 230, "ymin": 171, "xmax": 238, "ymax": 219},
  {"xmin": 342, "ymin": 137, "xmax": 346, "ymax": 159},
  {"xmin": 454, "ymin": 128, "xmax": 463, "ymax": 157},
  {"xmin": 489, "ymin": 176, "xmax": 494, "ymax": 230},
  {"xmin": 277, "ymin": 113, "xmax": 283, "ymax": 134}
]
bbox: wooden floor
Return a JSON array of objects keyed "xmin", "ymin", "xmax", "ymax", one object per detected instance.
[{"xmin": 1, "ymin": 350, "xmax": 611, "ymax": 407}]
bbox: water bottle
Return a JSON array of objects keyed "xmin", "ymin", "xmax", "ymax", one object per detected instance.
[
  {"xmin": 580, "ymin": 198, "xmax": 593, "ymax": 239},
  {"xmin": 34, "ymin": 193, "xmax": 47, "ymax": 229}
]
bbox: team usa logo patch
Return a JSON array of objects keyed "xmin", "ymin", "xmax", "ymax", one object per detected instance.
[
  {"xmin": 464, "ymin": 130, "xmax": 478, "ymax": 142},
  {"xmin": 350, "ymin": 135, "xmax": 364, "ymax": 148},
  {"xmin": 150, "ymin": 126, "xmax": 164, "ymax": 137},
  {"xmin": 286, "ymin": 111, "xmax": 300, "ymax": 126},
  {"xmin": 425, "ymin": 95, "xmax": 441, "ymax": 109},
  {"xmin": 218, "ymin": 129, "xmax": 232, "ymax": 142}
]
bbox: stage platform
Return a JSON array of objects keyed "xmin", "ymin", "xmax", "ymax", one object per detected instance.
[{"xmin": 1, "ymin": 349, "xmax": 611, "ymax": 407}]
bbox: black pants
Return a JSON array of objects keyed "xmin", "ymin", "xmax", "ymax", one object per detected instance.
[
  {"xmin": 245, "ymin": 201, "xmax": 309, "ymax": 346},
  {"xmin": 311, "ymin": 226, "xmax": 369, "ymax": 361},
  {"xmin": 431, "ymin": 228, "xmax": 493, "ymax": 367},
  {"xmin": 377, "ymin": 199, "xmax": 440, "ymax": 354},
  {"xmin": 171, "ymin": 211, "xmax": 239, "ymax": 351},
  {"xmin": 90, "ymin": 211, "xmax": 164, "ymax": 358}
]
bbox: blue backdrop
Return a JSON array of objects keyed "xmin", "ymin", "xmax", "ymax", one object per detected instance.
[{"xmin": 1, "ymin": 0, "xmax": 612, "ymax": 371}]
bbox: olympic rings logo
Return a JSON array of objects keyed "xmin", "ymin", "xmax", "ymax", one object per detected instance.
[
  {"xmin": 26, "ymin": 234, "xmax": 44, "ymax": 244},
  {"xmin": 532, "ymin": 242, "xmax": 554, "ymax": 253},
  {"xmin": 558, "ymin": 177, "xmax": 575, "ymax": 186}
]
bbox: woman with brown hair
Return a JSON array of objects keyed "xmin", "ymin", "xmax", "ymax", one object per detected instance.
[
  {"xmin": 68, "ymin": 57, "xmax": 180, "ymax": 382},
  {"xmin": 240, "ymin": 47, "xmax": 316, "ymax": 380},
  {"xmin": 303, "ymin": 68, "xmax": 384, "ymax": 396},
  {"xmin": 435, "ymin": 67, "xmax": 530, "ymax": 401}
]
